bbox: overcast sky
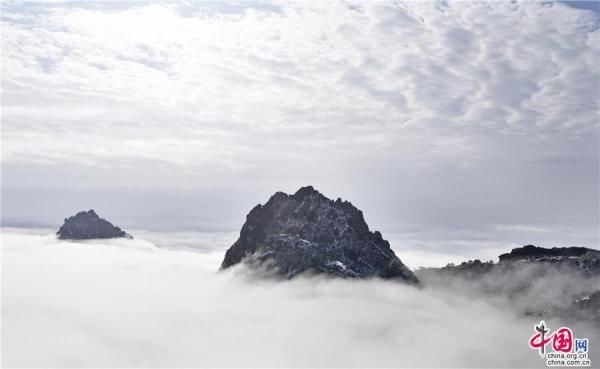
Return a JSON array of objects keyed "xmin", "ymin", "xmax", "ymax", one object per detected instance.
[{"xmin": 1, "ymin": 1, "xmax": 599, "ymax": 253}]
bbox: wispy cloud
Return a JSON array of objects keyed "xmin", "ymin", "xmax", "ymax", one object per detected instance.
[{"xmin": 495, "ymin": 224, "xmax": 550, "ymax": 233}]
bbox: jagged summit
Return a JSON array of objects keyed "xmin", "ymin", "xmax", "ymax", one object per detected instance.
[
  {"xmin": 220, "ymin": 186, "xmax": 418, "ymax": 282},
  {"xmin": 292, "ymin": 185, "xmax": 319, "ymax": 201},
  {"xmin": 57, "ymin": 209, "xmax": 132, "ymax": 240}
]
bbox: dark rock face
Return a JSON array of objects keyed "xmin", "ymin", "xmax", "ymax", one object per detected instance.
[
  {"xmin": 221, "ymin": 186, "xmax": 418, "ymax": 282},
  {"xmin": 57, "ymin": 210, "xmax": 131, "ymax": 240}
]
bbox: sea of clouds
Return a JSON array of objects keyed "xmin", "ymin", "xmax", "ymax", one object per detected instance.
[{"xmin": 3, "ymin": 228, "xmax": 597, "ymax": 367}]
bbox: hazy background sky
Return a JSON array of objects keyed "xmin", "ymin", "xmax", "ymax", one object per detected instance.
[{"xmin": 2, "ymin": 1, "xmax": 599, "ymax": 258}]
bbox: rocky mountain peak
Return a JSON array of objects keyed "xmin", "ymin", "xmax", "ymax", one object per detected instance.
[
  {"xmin": 57, "ymin": 209, "xmax": 132, "ymax": 240},
  {"xmin": 220, "ymin": 186, "xmax": 418, "ymax": 282}
]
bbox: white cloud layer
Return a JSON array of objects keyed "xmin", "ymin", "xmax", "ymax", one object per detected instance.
[{"xmin": 7, "ymin": 229, "xmax": 599, "ymax": 368}]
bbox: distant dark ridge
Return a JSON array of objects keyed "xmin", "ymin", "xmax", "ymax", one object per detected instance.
[{"xmin": 498, "ymin": 244, "xmax": 600, "ymax": 262}]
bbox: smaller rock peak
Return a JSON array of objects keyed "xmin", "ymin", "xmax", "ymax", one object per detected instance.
[
  {"xmin": 292, "ymin": 185, "xmax": 320, "ymax": 201},
  {"xmin": 57, "ymin": 210, "xmax": 131, "ymax": 240}
]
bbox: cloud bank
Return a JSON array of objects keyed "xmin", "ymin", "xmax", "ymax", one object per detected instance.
[{"xmin": 3, "ymin": 229, "xmax": 598, "ymax": 367}]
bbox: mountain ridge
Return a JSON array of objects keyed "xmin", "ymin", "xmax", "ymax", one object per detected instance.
[{"xmin": 221, "ymin": 186, "xmax": 418, "ymax": 282}]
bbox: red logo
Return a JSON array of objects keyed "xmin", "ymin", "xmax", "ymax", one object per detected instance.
[
  {"xmin": 552, "ymin": 327, "xmax": 573, "ymax": 353},
  {"xmin": 529, "ymin": 321, "xmax": 573, "ymax": 357}
]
